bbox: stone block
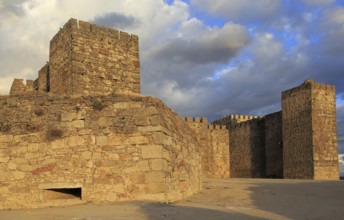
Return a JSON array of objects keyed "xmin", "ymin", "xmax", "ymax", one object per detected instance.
[
  {"xmin": 92, "ymin": 152, "xmax": 102, "ymax": 160},
  {"xmin": 99, "ymin": 117, "xmax": 112, "ymax": 127},
  {"xmin": 81, "ymin": 151, "xmax": 92, "ymax": 160},
  {"xmin": 150, "ymin": 159, "xmax": 168, "ymax": 171},
  {"xmin": 51, "ymin": 139, "xmax": 66, "ymax": 149},
  {"xmin": 146, "ymin": 183, "xmax": 167, "ymax": 194},
  {"xmin": 127, "ymin": 136, "xmax": 149, "ymax": 145},
  {"xmin": 67, "ymin": 136, "xmax": 85, "ymax": 147},
  {"xmin": 78, "ymin": 129, "xmax": 93, "ymax": 135},
  {"xmin": 145, "ymin": 171, "xmax": 165, "ymax": 183},
  {"xmin": 60, "ymin": 112, "xmax": 77, "ymax": 122},
  {"xmin": 108, "ymin": 153, "xmax": 119, "ymax": 160},
  {"xmin": 0, "ymin": 135, "xmax": 13, "ymax": 143},
  {"xmin": 142, "ymin": 145, "xmax": 164, "ymax": 159},
  {"xmin": 13, "ymin": 171, "xmax": 25, "ymax": 180},
  {"xmin": 130, "ymin": 174, "xmax": 145, "ymax": 184},
  {"xmin": 113, "ymin": 184, "xmax": 125, "ymax": 193},
  {"xmin": 105, "ymin": 192, "xmax": 117, "ymax": 202},
  {"xmin": 7, "ymin": 162, "xmax": 17, "ymax": 170},
  {"xmin": 96, "ymin": 136, "xmax": 108, "ymax": 146},
  {"xmin": 123, "ymin": 160, "xmax": 150, "ymax": 173},
  {"xmin": 72, "ymin": 120, "xmax": 85, "ymax": 128},
  {"xmin": 0, "ymin": 157, "xmax": 10, "ymax": 163}
]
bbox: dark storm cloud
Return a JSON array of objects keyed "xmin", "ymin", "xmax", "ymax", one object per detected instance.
[{"xmin": 90, "ymin": 12, "xmax": 140, "ymax": 30}]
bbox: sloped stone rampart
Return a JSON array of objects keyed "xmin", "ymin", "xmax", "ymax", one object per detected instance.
[{"xmin": 0, "ymin": 94, "xmax": 202, "ymax": 209}]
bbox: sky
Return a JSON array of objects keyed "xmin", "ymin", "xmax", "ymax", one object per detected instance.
[{"xmin": 0, "ymin": 0, "xmax": 343, "ymax": 153}]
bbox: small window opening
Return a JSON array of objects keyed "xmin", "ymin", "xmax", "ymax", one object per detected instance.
[{"xmin": 44, "ymin": 188, "xmax": 82, "ymax": 200}]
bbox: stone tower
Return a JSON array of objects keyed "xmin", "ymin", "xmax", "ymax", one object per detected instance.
[
  {"xmin": 282, "ymin": 79, "xmax": 339, "ymax": 179},
  {"xmin": 47, "ymin": 18, "xmax": 140, "ymax": 96}
]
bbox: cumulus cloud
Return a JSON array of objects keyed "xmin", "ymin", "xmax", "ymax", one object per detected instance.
[{"xmin": 147, "ymin": 22, "xmax": 249, "ymax": 64}]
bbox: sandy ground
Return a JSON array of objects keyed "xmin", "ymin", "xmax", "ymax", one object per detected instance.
[{"xmin": 1, "ymin": 178, "xmax": 344, "ymax": 220}]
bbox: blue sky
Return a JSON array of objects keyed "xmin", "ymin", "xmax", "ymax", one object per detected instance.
[{"xmin": 0, "ymin": 0, "xmax": 343, "ymax": 153}]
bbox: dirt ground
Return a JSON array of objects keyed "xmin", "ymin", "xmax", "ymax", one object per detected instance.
[{"xmin": 1, "ymin": 178, "xmax": 344, "ymax": 220}]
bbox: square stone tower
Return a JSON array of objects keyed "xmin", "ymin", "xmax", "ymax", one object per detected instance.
[
  {"xmin": 48, "ymin": 18, "xmax": 140, "ymax": 96},
  {"xmin": 282, "ymin": 79, "xmax": 339, "ymax": 180}
]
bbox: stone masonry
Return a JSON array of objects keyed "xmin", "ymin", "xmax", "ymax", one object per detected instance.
[
  {"xmin": 1, "ymin": 18, "xmax": 339, "ymax": 210},
  {"xmin": 282, "ymin": 79, "xmax": 339, "ymax": 179}
]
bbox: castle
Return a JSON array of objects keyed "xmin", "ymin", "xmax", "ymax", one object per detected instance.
[{"xmin": 0, "ymin": 19, "xmax": 339, "ymax": 209}]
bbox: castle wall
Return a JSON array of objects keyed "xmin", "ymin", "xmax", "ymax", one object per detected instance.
[
  {"xmin": 311, "ymin": 83, "xmax": 339, "ymax": 180},
  {"xmin": 264, "ymin": 111, "xmax": 283, "ymax": 178},
  {"xmin": 37, "ymin": 64, "xmax": 49, "ymax": 92},
  {"xmin": 208, "ymin": 125, "xmax": 230, "ymax": 178},
  {"xmin": 229, "ymin": 119, "xmax": 265, "ymax": 178},
  {"xmin": 49, "ymin": 18, "xmax": 140, "ymax": 96},
  {"xmin": 0, "ymin": 94, "xmax": 201, "ymax": 209},
  {"xmin": 184, "ymin": 117, "xmax": 230, "ymax": 178},
  {"xmin": 282, "ymin": 81, "xmax": 314, "ymax": 179}
]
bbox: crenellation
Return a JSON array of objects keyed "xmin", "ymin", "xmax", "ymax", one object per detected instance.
[{"xmin": 10, "ymin": 79, "xmax": 36, "ymax": 96}]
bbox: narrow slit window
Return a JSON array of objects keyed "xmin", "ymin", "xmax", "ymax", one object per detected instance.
[{"xmin": 44, "ymin": 188, "xmax": 82, "ymax": 200}]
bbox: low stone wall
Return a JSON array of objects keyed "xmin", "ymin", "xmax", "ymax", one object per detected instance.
[{"xmin": 0, "ymin": 93, "xmax": 202, "ymax": 209}]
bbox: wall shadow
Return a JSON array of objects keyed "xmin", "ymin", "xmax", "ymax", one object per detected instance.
[
  {"xmin": 139, "ymin": 202, "xmax": 266, "ymax": 220},
  {"xmin": 248, "ymin": 180, "xmax": 344, "ymax": 219}
]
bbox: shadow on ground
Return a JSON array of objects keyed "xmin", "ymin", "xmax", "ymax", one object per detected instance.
[
  {"xmin": 248, "ymin": 180, "xmax": 344, "ymax": 220},
  {"xmin": 139, "ymin": 202, "xmax": 266, "ymax": 220}
]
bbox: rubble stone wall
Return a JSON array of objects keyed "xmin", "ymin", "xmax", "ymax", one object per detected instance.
[{"xmin": 0, "ymin": 94, "xmax": 202, "ymax": 209}]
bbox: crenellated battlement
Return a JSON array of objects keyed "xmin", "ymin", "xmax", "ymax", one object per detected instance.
[
  {"xmin": 282, "ymin": 79, "xmax": 335, "ymax": 98},
  {"xmin": 183, "ymin": 116, "xmax": 208, "ymax": 124},
  {"xmin": 50, "ymin": 18, "xmax": 138, "ymax": 52},
  {"xmin": 10, "ymin": 79, "xmax": 35, "ymax": 95},
  {"xmin": 212, "ymin": 114, "xmax": 262, "ymax": 127},
  {"xmin": 207, "ymin": 124, "xmax": 228, "ymax": 130},
  {"xmin": 229, "ymin": 118, "xmax": 264, "ymax": 129}
]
